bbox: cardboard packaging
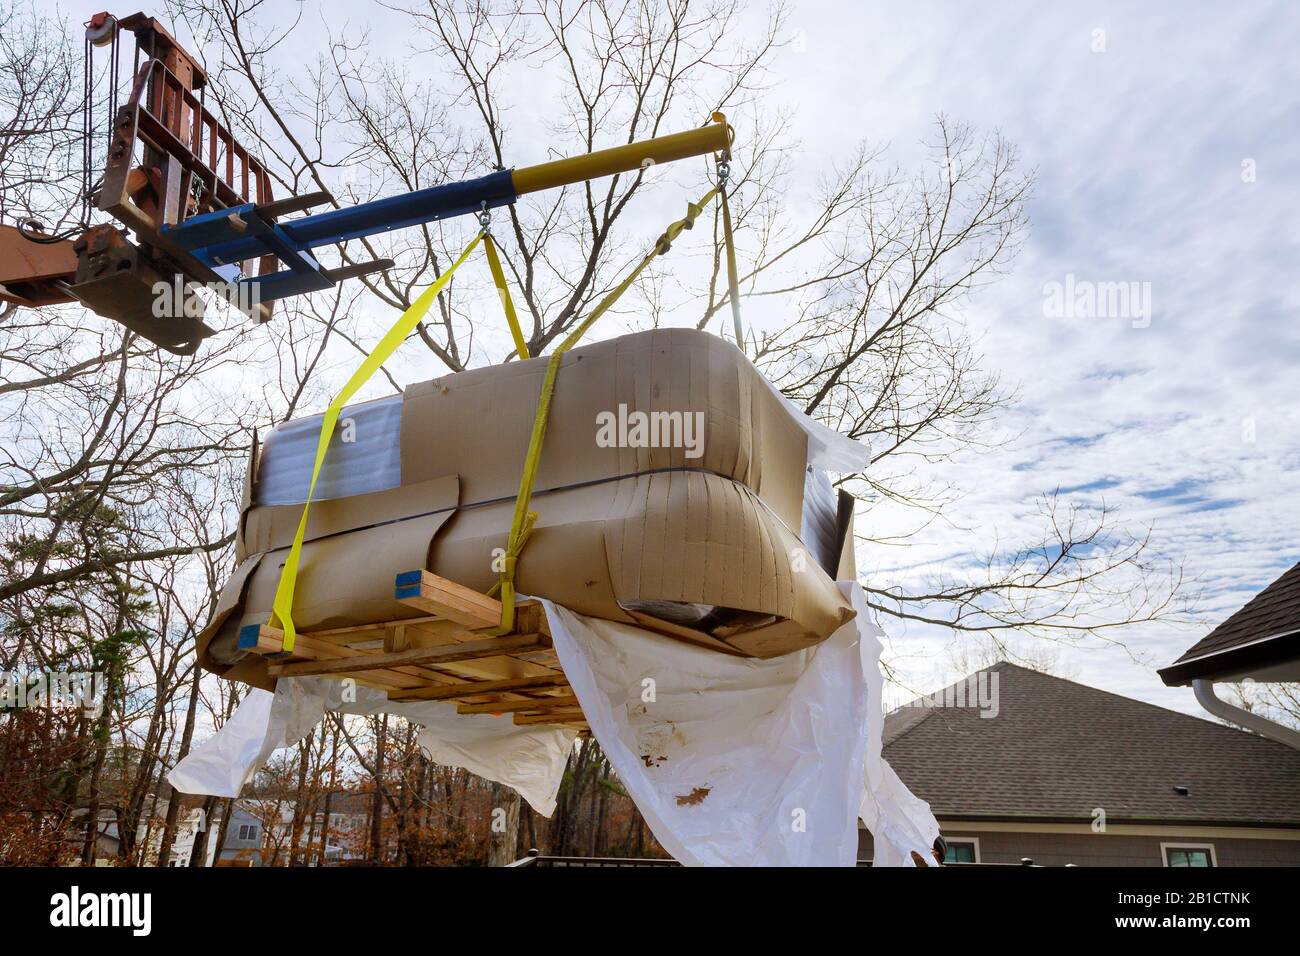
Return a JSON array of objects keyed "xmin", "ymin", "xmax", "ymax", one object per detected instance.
[{"xmin": 200, "ymin": 328, "xmax": 859, "ymax": 690}]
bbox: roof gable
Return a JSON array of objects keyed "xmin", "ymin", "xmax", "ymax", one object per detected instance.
[
  {"xmin": 1161, "ymin": 561, "xmax": 1300, "ymax": 683},
  {"xmin": 883, "ymin": 662, "xmax": 1300, "ymax": 826}
]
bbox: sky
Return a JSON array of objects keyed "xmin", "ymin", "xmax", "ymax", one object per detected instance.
[
  {"xmin": 754, "ymin": 0, "xmax": 1300, "ymax": 710},
  {"xmin": 162, "ymin": 0, "xmax": 1300, "ymax": 716}
]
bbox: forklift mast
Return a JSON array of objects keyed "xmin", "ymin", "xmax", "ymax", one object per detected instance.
[
  {"xmin": 1, "ymin": 12, "xmax": 281, "ymax": 353},
  {"xmin": 0, "ymin": 10, "xmax": 730, "ymax": 354}
]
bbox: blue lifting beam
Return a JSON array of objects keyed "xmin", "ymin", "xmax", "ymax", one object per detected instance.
[
  {"xmin": 162, "ymin": 170, "xmax": 516, "ymax": 304},
  {"xmin": 156, "ymin": 119, "xmax": 731, "ymax": 308}
]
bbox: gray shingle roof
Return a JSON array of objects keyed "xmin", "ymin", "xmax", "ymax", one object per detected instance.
[
  {"xmin": 1160, "ymin": 561, "xmax": 1300, "ymax": 684},
  {"xmin": 884, "ymin": 662, "xmax": 1300, "ymax": 827}
]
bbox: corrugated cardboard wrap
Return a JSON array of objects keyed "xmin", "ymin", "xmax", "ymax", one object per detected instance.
[{"xmin": 200, "ymin": 329, "xmax": 858, "ymax": 690}]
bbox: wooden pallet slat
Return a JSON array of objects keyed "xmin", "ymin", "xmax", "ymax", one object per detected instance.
[
  {"xmin": 389, "ymin": 673, "xmax": 572, "ymax": 703},
  {"xmin": 239, "ymin": 624, "xmax": 465, "ymax": 691},
  {"xmin": 241, "ymin": 571, "xmax": 586, "ymax": 725},
  {"xmin": 288, "ymin": 613, "xmax": 448, "ymax": 646},
  {"xmin": 457, "ymin": 694, "xmax": 580, "ymax": 716},
  {"xmin": 513, "ymin": 710, "xmax": 587, "ymax": 726},
  {"xmin": 266, "ymin": 632, "xmax": 549, "ymax": 678},
  {"xmin": 238, "ymin": 623, "xmax": 292, "ymax": 655},
  {"xmin": 394, "ymin": 569, "xmax": 503, "ymax": 629}
]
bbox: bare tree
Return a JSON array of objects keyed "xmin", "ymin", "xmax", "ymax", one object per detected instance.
[
  {"xmin": 0, "ymin": 0, "xmax": 83, "ymax": 231},
  {"xmin": 0, "ymin": 0, "xmax": 1195, "ymax": 866},
  {"xmin": 1227, "ymin": 683, "xmax": 1300, "ymax": 731}
]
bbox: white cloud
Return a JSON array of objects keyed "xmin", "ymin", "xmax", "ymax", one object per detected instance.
[{"xmin": 753, "ymin": 1, "xmax": 1300, "ymax": 711}]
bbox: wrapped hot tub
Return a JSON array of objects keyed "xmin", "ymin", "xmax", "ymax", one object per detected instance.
[{"xmin": 200, "ymin": 328, "xmax": 864, "ymax": 690}]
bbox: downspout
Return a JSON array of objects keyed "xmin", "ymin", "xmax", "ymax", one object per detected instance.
[{"xmin": 1193, "ymin": 679, "xmax": 1300, "ymax": 750}]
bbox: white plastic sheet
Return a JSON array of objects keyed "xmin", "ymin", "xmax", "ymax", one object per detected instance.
[
  {"xmin": 171, "ymin": 586, "xmax": 936, "ymax": 865},
  {"xmin": 753, "ymin": 362, "xmax": 870, "ymax": 474},
  {"xmin": 168, "ymin": 677, "xmax": 575, "ymax": 816},
  {"xmin": 853, "ymin": 591, "xmax": 944, "ymax": 866},
  {"xmin": 541, "ymin": 582, "xmax": 938, "ymax": 866}
]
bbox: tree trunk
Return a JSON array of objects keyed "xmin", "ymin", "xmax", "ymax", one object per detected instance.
[
  {"xmin": 316, "ymin": 725, "xmax": 339, "ymax": 866},
  {"xmin": 395, "ymin": 724, "xmax": 414, "ymax": 865},
  {"xmin": 590, "ymin": 758, "xmax": 610, "ymax": 857},
  {"xmin": 79, "ymin": 654, "xmax": 118, "ymax": 866},
  {"xmin": 288, "ymin": 739, "xmax": 311, "ymax": 866},
  {"xmin": 79, "ymin": 743, "xmax": 106, "ymax": 866},
  {"xmin": 487, "ymin": 782, "xmax": 521, "ymax": 866},
  {"xmin": 303, "ymin": 723, "xmax": 328, "ymax": 862},
  {"xmin": 553, "ymin": 739, "xmax": 597, "ymax": 855},
  {"xmin": 518, "ymin": 801, "xmax": 534, "ymax": 856},
  {"xmin": 157, "ymin": 660, "xmax": 204, "ymax": 866},
  {"xmin": 317, "ymin": 789, "xmax": 335, "ymax": 866},
  {"xmin": 368, "ymin": 713, "xmax": 387, "ymax": 864},
  {"xmin": 120, "ymin": 696, "xmax": 168, "ymax": 862},
  {"xmin": 139, "ymin": 788, "xmax": 162, "ymax": 865},
  {"xmin": 211, "ymin": 797, "xmax": 234, "ymax": 866},
  {"xmin": 188, "ymin": 795, "xmax": 219, "ymax": 867}
]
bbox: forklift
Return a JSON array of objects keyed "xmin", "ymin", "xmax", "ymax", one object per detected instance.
[{"xmin": 0, "ymin": 11, "xmax": 730, "ymax": 354}]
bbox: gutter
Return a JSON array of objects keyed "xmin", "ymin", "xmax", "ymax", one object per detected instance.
[
  {"xmin": 931, "ymin": 812, "xmax": 1300, "ymax": 829},
  {"xmin": 1159, "ymin": 627, "xmax": 1300, "ymax": 686},
  {"xmin": 1193, "ymin": 679, "xmax": 1300, "ymax": 750}
]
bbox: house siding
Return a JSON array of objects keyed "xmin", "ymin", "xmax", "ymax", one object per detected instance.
[
  {"xmin": 858, "ymin": 827, "xmax": 1300, "ymax": 866},
  {"xmin": 218, "ymin": 807, "xmax": 267, "ymax": 866},
  {"xmin": 212, "ymin": 800, "xmax": 367, "ymax": 865}
]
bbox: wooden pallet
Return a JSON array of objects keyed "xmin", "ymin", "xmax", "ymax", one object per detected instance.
[{"xmin": 237, "ymin": 570, "xmax": 588, "ymax": 732}]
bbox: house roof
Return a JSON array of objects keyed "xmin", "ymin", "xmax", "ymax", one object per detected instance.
[
  {"xmin": 884, "ymin": 662, "xmax": 1300, "ymax": 828},
  {"xmin": 1160, "ymin": 561, "xmax": 1300, "ymax": 685},
  {"xmin": 320, "ymin": 791, "xmax": 373, "ymax": 814}
]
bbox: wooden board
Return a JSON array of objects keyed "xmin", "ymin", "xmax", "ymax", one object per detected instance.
[
  {"xmin": 457, "ymin": 694, "xmax": 580, "ymax": 716},
  {"xmin": 388, "ymin": 673, "xmax": 571, "ymax": 703},
  {"xmin": 241, "ymin": 571, "xmax": 583, "ymax": 727},
  {"xmin": 514, "ymin": 710, "xmax": 587, "ymax": 726},
  {"xmin": 266, "ymin": 632, "xmax": 550, "ymax": 678},
  {"xmin": 394, "ymin": 569, "xmax": 507, "ymax": 629}
]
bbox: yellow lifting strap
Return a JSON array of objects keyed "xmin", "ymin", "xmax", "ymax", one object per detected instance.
[
  {"xmin": 267, "ymin": 184, "xmax": 728, "ymax": 647},
  {"xmin": 490, "ymin": 185, "xmax": 721, "ymax": 633},
  {"xmin": 268, "ymin": 230, "xmax": 486, "ymax": 652},
  {"xmin": 483, "ymin": 231, "xmax": 530, "ymax": 361},
  {"xmin": 720, "ymin": 185, "xmax": 745, "ymax": 355}
]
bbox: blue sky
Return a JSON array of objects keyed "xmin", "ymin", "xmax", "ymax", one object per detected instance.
[{"xmin": 213, "ymin": 0, "xmax": 1299, "ymax": 714}]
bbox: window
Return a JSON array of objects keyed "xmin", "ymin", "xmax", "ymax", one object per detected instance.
[
  {"xmin": 238, "ymin": 824, "xmax": 258, "ymax": 841},
  {"xmin": 943, "ymin": 838, "xmax": 980, "ymax": 863},
  {"xmin": 1162, "ymin": 843, "xmax": 1216, "ymax": 867}
]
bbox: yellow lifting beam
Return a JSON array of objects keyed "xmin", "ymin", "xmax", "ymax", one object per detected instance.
[{"xmin": 511, "ymin": 115, "xmax": 731, "ymax": 196}]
